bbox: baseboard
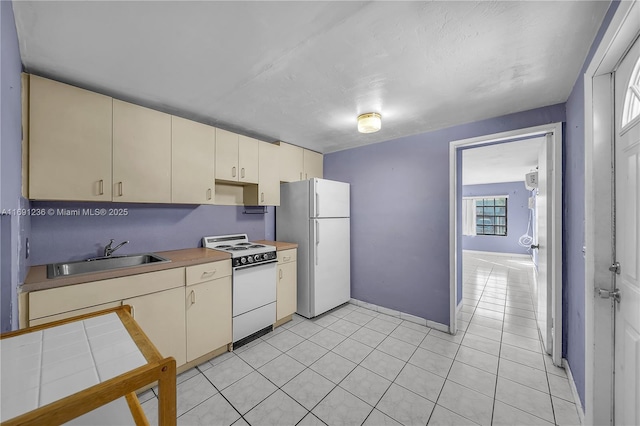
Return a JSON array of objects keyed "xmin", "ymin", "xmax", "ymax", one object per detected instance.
[
  {"xmin": 349, "ymin": 298, "xmax": 449, "ymax": 333},
  {"xmin": 562, "ymin": 358, "xmax": 585, "ymax": 425},
  {"xmin": 463, "ymin": 249, "xmax": 531, "ymax": 259}
]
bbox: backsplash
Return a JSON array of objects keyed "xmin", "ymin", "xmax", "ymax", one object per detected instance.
[{"xmin": 30, "ymin": 201, "xmax": 275, "ymax": 265}]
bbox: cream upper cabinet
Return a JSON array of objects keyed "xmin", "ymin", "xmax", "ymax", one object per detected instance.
[
  {"xmin": 113, "ymin": 100, "xmax": 172, "ymax": 203},
  {"xmin": 238, "ymin": 136, "xmax": 259, "ymax": 184},
  {"xmin": 215, "ymin": 128, "xmax": 239, "ymax": 182},
  {"xmin": 171, "ymin": 116, "xmax": 216, "ymax": 204},
  {"xmin": 29, "ymin": 75, "xmax": 113, "ymax": 201},
  {"xmin": 278, "ymin": 142, "xmax": 304, "ymax": 182},
  {"xmin": 186, "ymin": 275, "xmax": 232, "ymax": 362},
  {"xmin": 215, "ymin": 130, "xmax": 259, "ymax": 184},
  {"xmin": 124, "ymin": 287, "xmax": 187, "ymax": 367},
  {"xmin": 303, "ymin": 149, "xmax": 323, "ymax": 180},
  {"xmin": 256, "ymin": 142, "xmax": 280, "ymax": 206},
  {"xmin": 276, "ymin": 249, "xmax": 297, "ymax": 321}
]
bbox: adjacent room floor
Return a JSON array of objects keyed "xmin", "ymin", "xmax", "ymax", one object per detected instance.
[{"xmin": 140, "ymin": 252, "xmax": 581, "ymax": 426}]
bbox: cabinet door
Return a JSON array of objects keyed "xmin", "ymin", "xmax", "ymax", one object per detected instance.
[
  {"xmin": 113, "ymin": 100, "xmax": 172, "ymax": 203},
  {"xmin": 277, "ymin": 261, "xmax": 297, "ymax": 320},
  {"xmin": 303, "ymin": 149, "xmax": 323, "ymax": 180},
  {"xmin": 124, "ymin": 287, "xmax": 186, "ymax": 366},
  {"xmin": 215, "ymin": 128, "xmax": 239, "ymax": 182},
  {"xmin": 238, "ymin": 136, "xmax": 259, "ymax": 184},
  {"xmin": 278, "ymin": 142, "xmax": 304, "ymax": 182},
  {"xmin": 172, "ymin": 116, "xmax": 216, "ymax": 204},
  {"xmin": 29, "ymin": 75, "xmax": 112, "ymax": 201},
  {"xmin": 186, "ymin": 276, "xmax": 232, "ymax": 362},
  {"xmin": 258, "ymin": 142, "xmax": 280, "ymax": 206}
]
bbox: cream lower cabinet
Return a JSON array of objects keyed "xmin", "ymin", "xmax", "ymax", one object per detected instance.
[
  {"xmin": 276, "ymin": 249, "xmax": 297, "ymax": 321},
  {"xmin": 186, "ymin": 276, "xmax": 232, "ymax": 362},
  {"xmin": 124, "ymin": 287, "xmax": 187, "ymax": 366}
]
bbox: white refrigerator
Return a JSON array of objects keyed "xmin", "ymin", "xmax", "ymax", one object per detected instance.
[{"xmin": 277, "ymin": 178, "xmax": 351, "ymax": 318}]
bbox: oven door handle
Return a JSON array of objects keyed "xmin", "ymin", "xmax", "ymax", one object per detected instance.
[{"xmin": 234, "ymin": 260, "xmax": 278, "ymax": 271}]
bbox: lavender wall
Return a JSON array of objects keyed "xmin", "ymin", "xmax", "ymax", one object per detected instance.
[
  {"xmin": 1, "ymin": 0, "xmax": 29, "ymax": 332},
  {"xmin": 30, "ymin": 202, "xmax": 270, "ymax": 265},
  {"xmin": 462, "ymin": 181, "xmax": 531, "ymax": 255},
  {"xmin": 562, "ymin": 0, "xmax": 620, "ymax": 409},
  {"xmin": 324, "ymin": 104, "xmax": 565, "ymax": 326}
]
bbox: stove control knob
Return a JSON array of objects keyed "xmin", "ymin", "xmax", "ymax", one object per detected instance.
[
  {"xmin": 263, "ymin": 253, "xmax": 269, "ymax": 260},
  {"xmin": 254, "ymin": 255, "xmax": 260, "ymax": 262},
  {"xmin": 241, "ymin": 257, "xmax": 246, "ymax": 264},
  {"xmin": 248, "ymin": 257, "xmax": 254, "ymax": 263}
]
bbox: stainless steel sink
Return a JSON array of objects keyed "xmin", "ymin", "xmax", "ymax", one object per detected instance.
[{"xmin": 47, "ymin": 253, "xmax": 171, "ymax": 279}]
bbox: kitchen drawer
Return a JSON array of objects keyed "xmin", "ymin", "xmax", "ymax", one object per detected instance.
[
  {"xmin": 29, "ymin": 268, "xmax": 184, "ymax": 320},
  {"xmin": 186, "ymin": 260, "xmax": 232, "ymax": 286},
  {"xmin": 277, "ymin": 249, "xmax": 297, "ymax": 264},
  {"xmin": 29, "ymin": 301, "xmax": 122, "ymax": 327}
]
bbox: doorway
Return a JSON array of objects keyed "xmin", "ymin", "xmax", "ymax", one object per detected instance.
[
  {"xmin": 449, "ymin": 122, "xmax": 563, "ymax": 366},
  {"xmin": 585, "ymin": 2, "xmax": 640, "ymax": 424}
]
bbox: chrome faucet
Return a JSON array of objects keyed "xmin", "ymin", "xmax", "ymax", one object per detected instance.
[{"xmin": 104, "ymin": 239, "xmax": 129, "ymax": 257}]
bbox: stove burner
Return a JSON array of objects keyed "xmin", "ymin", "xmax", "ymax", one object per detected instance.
[
  {"xmin": 227, "ymin": 247, "xmax": 248, "ymax": 251},
  {"xmin": 248, "ymin": 245, "xmax": 265, "ymax": 248},
  {"xmin": 236, "ymin": 243, "xmax": 252, "ymax": 246},
  {"xmin": 215, "ymin": 245, "xmax": 232, "ymax": 249}
]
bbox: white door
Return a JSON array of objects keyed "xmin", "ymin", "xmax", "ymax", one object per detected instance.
[
  {"xmin": 535, "ymin": 135, "xmax": 553, "ymax": 355},
  {"xmin": 613, "ymin": 37, "xmax": 640, "ymax": 426},
  {"xmin": 312, "ymin": 179, "xmax": 350, "ymax": 218},
  {"xmin": 310, "ymin": 218, "xmax": 351, "ymax": 316}
]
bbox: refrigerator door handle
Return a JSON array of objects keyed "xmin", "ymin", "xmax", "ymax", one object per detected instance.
[
  {"xmin": 315, "ymin": 193, "xmax": 319, "ymax": 217},
  {"xmin": 315, "ymin": 221, "xmax": 320, "ymax": 265}
]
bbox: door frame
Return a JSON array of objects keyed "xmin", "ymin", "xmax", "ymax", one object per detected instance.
[
  {"xmin": 585, "ymin": 2, "xmax": 639, "ymax": 425},
  {"xmin": 449, "ymin": 122, "xmax": 563, "ymax": 367}
]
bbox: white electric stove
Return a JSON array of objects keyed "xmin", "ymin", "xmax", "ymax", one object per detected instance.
[{"xmin": 202, "ymin": 234, "xmax": 277, "ymax": 344}]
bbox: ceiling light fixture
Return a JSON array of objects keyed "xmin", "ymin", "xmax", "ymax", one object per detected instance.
[{"xmin": 357, "ymin": 112, "xmax": 382, "ymax": 133}]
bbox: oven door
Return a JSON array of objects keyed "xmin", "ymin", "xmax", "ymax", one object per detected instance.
[{"xmin": 233, "ymin": 260, "xmax": 277, "ymax": 316}]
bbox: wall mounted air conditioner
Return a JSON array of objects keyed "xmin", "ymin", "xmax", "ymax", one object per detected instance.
[{"xmin": 525, "ymin": 171, "xmax": 538, "ymax": 190}]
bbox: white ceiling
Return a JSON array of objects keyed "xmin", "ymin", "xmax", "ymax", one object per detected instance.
[
  {"xmin": 462, "ymin": 137, "xmax": 543, "ymax": 185},
  {"xmin": 12, "ymin": 1, "xmax": 609, "ymax": 154}
]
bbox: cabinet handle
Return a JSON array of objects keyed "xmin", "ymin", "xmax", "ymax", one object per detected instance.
[
  {"xmin": 201, "ymin": 270, "xmax": 216, "ymax": 278},
  {"xmin": 300, "ymin": 172, "xmax": 302, "ymax": 180},
  {"xmin": 261, "ymin": 192, "xmax": 264, "ymax": 202},
  {"xmin": 117, "ymin": 182, "xmax": 123, "ymax": 197},
  {"xmin": 232, "ymin": 166, "xmax": 236, "ymax": 177},
  {"xmin": 241, "ymin": 168, "xmax": 245, "ymax": 178},
  {"xmin": 279, "ymin": 269, "xmax": 283, "ymax": 279},
  {"xmin": 305, "ymin": 173, "xmax": 308, "ymax": 179},
  {"xmin": 207, "ymin": 188, "xmax": 212, "ymax": 200},
  {"xmin": 191, "ymin": 290, "xmax": 196, "ymax": 304},
  {"xmin": 283, "ymin": 256, "xmax": 291, "ymax": 261},
  {"xmin": 98, "ymin": 179, "xmax": 104, "ymax": 196}
]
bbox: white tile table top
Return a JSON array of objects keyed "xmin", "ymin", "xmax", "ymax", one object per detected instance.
[{"xmin": 0, "ymin": 312, "xmax": 146, "ymax": 422}]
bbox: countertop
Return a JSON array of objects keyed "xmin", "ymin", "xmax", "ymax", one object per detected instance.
[
  {"xmin": 255, "ymin": 240, "xmax": 298, "ymax": 251},
  {"xmin": 22, "ymin": 248, "xmax": 231, "ymax": 293}
]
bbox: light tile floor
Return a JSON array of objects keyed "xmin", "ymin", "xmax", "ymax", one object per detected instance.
[{"xmin": 141, "ymin": 252, "xmax": 581, "ymax": 426}]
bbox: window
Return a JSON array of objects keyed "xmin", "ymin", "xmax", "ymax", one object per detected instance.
[
  {"xmin": 475, "ymin": 197, "xmax": 507, "ymax": 236},
  {"xmin": 622, "ymin": 57, "xmax": 640, "ymax": 128}
]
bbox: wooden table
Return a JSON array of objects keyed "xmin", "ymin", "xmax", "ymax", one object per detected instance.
[{"xmin": 0, "ymin": 305, "xmax": 176, "ymax": 425}]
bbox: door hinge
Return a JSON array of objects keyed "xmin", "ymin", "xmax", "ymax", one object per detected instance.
[
  {"xmin": 597, "ymin": 288, "xmax": 621, "ymax": 303},
  {"xmin": 609, "ymin": 261, "xmax": 621, "ymax": 275}
]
